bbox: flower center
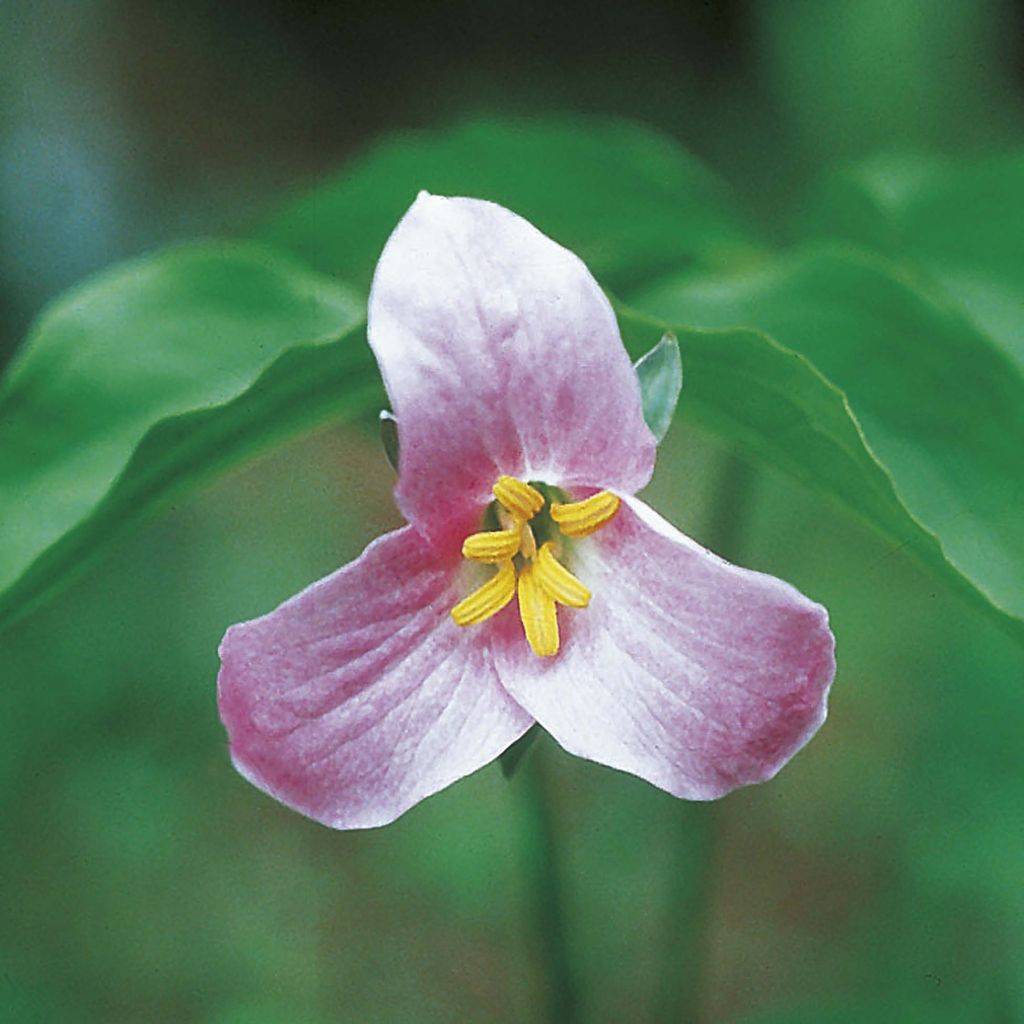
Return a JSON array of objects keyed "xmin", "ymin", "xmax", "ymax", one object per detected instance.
[{"xmin": 450, "ymin": 475, "xmax": 620, "ymax": 657}]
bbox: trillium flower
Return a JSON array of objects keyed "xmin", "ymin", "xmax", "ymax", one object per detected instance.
[{"xmin": 218, "ymin": 193, "xmax": 835, "ymax": 830}]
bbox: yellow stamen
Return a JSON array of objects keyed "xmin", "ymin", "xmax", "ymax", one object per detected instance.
[
  {"xmin": 517, "ymin": 562, "xmax": 559, "ymax": 657},
  {"xmin": 462, "ymin": 528, "xmax": 521, "ymax": 563},
  {"xmin": 451, "ymin": 476, "xmax": 618, "ymax": 656},
  {"xmin": 518, "ymin": 521, "xmax": 538, "ymax": 561},
  {"xmin": 534, "ymin": 542, "xmax": 591, "ymax": 608},
  {"xmin": 493, "ymin": 475, "xmax": 545, "ymax": 521},
  {"xmin": 550, "ymin": 490, "xmax": 621, "ymax": 538},
  {"xmin": 451, "ymin": 560, "xmax": 516, "ymax": 626}
]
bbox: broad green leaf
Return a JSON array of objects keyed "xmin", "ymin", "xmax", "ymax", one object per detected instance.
[
  {"xmin": 0, "ymin": 243, "xmax": 378, "ymax": 632},
  {"xmin": 632, "ymin": 245, "xmax": 1024, "ymax": 639},
  {"xmin": 633, "ymin": 332, "xmax": 683, "ymax": 443},
  {"xmin": 798, "ymin": 151, "xmax": 1024, "ymax": 369},
  {"xmin": 617, "ymin": 307, "xmax": 957, "ymax": 594},
  {"xmin": 254, "ymin": 116, "xmax": 758, "ymax": 295}
]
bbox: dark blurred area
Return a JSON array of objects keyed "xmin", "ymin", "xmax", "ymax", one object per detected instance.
[
  {"xmin": 3, "ymin": 2, "xmax": 1024, "ymax": 1022},
  {"xmin": 3, "ymin": 0, "xmax": 1021, "ymax": 362}
]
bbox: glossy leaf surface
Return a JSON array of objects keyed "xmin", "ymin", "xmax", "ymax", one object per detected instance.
[
  {"xmin": 0, "ymin": 244, "xmax": 374, "ymax": 630},
  {"xmin": 633, "ymin": 246, "xmax": 1024, "ymax": 638},
  {"xmin": 799, "ymin": 152, "xmax": 1024, "ymax": 369}
]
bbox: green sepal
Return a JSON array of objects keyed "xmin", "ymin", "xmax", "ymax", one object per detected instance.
[
  {"xmin": 634, "ymin": 332, "xmax": 683, "ymax": 443},
  {"xmin": 499, "ymin": 724, "xmax": 542, "ymax": 780},
  {"xmin": 379, "ymin": 410, "xmax": 400, "ymax": 471}
]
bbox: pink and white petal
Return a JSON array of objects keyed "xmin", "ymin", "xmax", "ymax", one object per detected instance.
[
  {"xmin": 369, "ymin": 193, "xmax": 656, "ymax": 544},
  {"xmin": 218, "ymin": 526, "xmax": 535, "ymax": 830},
  {"xmin": 497, "ymin": 497, "xmax": 835, "ymax": 799}
]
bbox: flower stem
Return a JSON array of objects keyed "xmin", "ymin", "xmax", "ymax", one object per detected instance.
[
  {"xmin": 658, "ymin": 803, "xmax": 716, "ymax": 1023},
  {"xmin": 521, "ymin": 741, "xmax": 578, "ymax": 1024},
  {"xmin": 660, "ymin": 450, "xmax": 757, "ymax": 1022}
]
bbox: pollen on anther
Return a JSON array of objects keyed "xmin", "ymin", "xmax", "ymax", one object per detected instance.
[
  {"xmin": 517, "ymin": 562, "xmax": 559, "ymax": 656},
  {"xmin": 451, "ymin": 560, "xmax": 516, "ymax": 626},
  {"xmin": 534, "ymin": 542, "xmax": 591, "ymax": 608},
  {"xmin": 551, "ymin": 491, "xmax": 620, "ymax": 538},
  {"xmin": 493, "ymin": 475, "xmax": 545, "ymax": 521},
  {"xmin": 462, "ymin": 528, "xmax": 521, "ymax": 563}
]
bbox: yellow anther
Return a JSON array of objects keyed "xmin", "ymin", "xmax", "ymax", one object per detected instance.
[
  {"xmin": 462, "ymin": 528, "xmax": 521, "ymax": 563},
  {"xmin": 534, "ymin": 542, "xmax": 591, "ymax": 608},
  {"xmin": 452, "ymin": 476, "xmax": 612, "ymax": 656},
  {"xmin": 517, "ymin": 562, "xmax": 559, "ymax": 657},
  {"xmin": 493, "ymin": 475, "xmax": 545, "ymax": 521},
  {"xmin": 451, "ymin": 560, "xmax": 516, "ymax": 627},
  {"xmin": 550, "ymin": 490, "xmax": 621, "ymax": 538}
]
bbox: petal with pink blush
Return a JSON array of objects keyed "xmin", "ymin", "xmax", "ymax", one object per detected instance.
[
  {"xmin": 368, "ymin": 193, "xmax": 656, "ymax": 543},
  {"xmin": 496, "ymin": 497, "xmax": 835, "ymax": 799},
  {"xmin": 218, "ymin": 526, "xmax": 535, "ymax": 829}
]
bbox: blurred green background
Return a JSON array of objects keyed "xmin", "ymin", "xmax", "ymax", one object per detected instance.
[{"xmin": 2, "ymin": 1, "xmax": 1023, "ymax": 1021}]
